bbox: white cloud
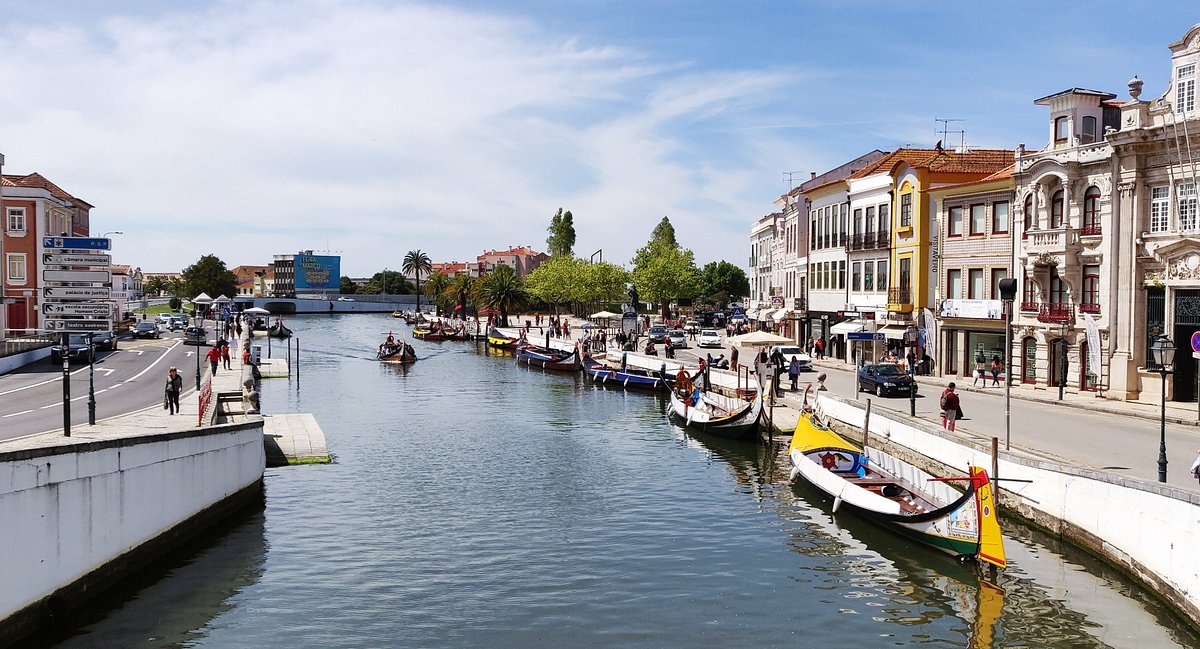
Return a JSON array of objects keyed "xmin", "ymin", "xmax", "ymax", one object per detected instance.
[{"xmin": 0, "ymin": 0, "xmax": 797, "ymax": 275}]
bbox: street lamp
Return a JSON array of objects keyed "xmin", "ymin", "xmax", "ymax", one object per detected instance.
[
  {"xmin": 904, "ymin": 325, "xmax": 919, "ymax": 417},
  {"xmin": 101, "ymin": 231, "xmax": 123, "ymax": 238},
  {"xmin": 192, "ymin": 293, "xmax": 214, "ymax": 390},
  {"xmin": 1151, "ymin": 334, "xmax": 1176, "ymax": 483},
  {"xmin": 998, "ymin": 278, "xmax": 1018, "ymax": 450}
]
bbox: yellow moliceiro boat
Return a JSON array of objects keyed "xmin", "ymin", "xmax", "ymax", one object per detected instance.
[{"xmin": 787, "ymin": 405, "xmax": 1005, "ymax": 568}]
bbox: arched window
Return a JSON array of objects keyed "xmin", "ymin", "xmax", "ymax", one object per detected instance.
[
  {"xmin": 1082, "ymin": 186, "xmax": 1101, "ymax": 235},
  {"xmin": 1051, "ymin": 190, "xmax": 1065, "ymax": 228},
  {"xmin": 1054, "ymin": 116, "xmax": 1069, "ymax": 143},
  {"xmin": 1022, "ymin": 337, "xmax": 1037, "ymax": 384},
  {"xmin": 1023, "ymin": 194, "xmax": 1035, "ymax": 238}
]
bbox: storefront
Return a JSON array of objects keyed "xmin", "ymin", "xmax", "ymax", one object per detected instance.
[{"xmin": 937, "ymin": 299, "xmax": 1006, "ymax": 378}]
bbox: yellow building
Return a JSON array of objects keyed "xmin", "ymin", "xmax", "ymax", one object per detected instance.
[{"xmin": 849, "ymin": 148, "xmax": 1014, "ymax": 337}]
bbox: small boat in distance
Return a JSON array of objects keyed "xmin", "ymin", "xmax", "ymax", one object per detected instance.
[
  {"xmin": 787, "ymin": 390, "xmax": 1006, "ymax": 567},
  {"xmin": 377, "ymin": 334, "xmax": 416, "ymax": 363},
  {"xmin": 392, "ymin": 310, "xmax": 405, "ymax": 318},
  {"xmin": 516, "ymin": 344, "xmax": 582, "ymax": 371},
  {"xmin": 268, "ymin": 319, "xmax": 293, "ymax": 338}
]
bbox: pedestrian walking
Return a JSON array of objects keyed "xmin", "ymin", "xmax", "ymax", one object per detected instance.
[
  {"xmin": 973, "ymin": 350, "xmax": 987, "ymax": 386},
  {"xmin": 990, "ymin": 355, "xmax": 1003, "ymax": 387},
  {"xmin": 221, "ymin": 339, "xmax": 232, "ymax": 370},
  {"xmin": 769, "ymin": 346, "xmax": 786, "ymax": 397},
  {"xmin": 788, "ymin": 356, "xmax": 800, "ymax": 391},
  {"xmin": 206, "ymin": 344, "xmax": 221, "ymax": 377},
  {"xmin": 730, "ymin": 347, "xmax": 739, "ymax": 372},
  {"xmin": 940, "ymin": 382, "xmax": 962, "ymax": 431},
  {"xmin": 164, "ymin": 366, "xmax": 182, "ymax": 415}
]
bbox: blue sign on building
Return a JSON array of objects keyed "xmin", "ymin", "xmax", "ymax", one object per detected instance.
[
  {"xmin": 295, "ymin": 254, "xmax": 341, "ymax": 290},
  {"xmin": 42, "ymin": 237, "xmax": 111, "ymax": 250}
]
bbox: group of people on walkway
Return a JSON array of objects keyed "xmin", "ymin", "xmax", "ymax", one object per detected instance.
[{"xmin": 972, "ymin": 351, "xmax": 1005, "ymax": 388}]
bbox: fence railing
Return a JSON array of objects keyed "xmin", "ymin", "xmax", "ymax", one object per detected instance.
[
  {"xmin": 198, "ymin": 377, "xmax": 213, "ymax": 427},
  {"xmin": 1, "ymin": 331, "xmax": 56, "ymax": 359}
]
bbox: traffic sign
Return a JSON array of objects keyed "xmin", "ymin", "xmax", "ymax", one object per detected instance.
[
  {"xmin": 42, "ymin": 236, "xmax": 111, "ymax": 250},
  {"xmin": 847, "ymin": 331, "xmax": 886, "ymax": 342},
  {"xmin": 44, "ymin": 319, "xmax": 112, "ymax": 333},
  {"xmin": 43, "ymin": 252, "xmax": 111, "ymax": 266},
  {"xmin": 43, "ymin": 286, "xmax": 112, "ymax": 300},
  {"xmin": 1191, "ymin": 331, "xmax": 1200, "ymax": 353},
  {"xmin": 42, "ymin": 302, "xmax": 113, "ymax": 317},
  {"xmin": 42, "ymin": 269, "xmax": 112, "ymax": 283}
]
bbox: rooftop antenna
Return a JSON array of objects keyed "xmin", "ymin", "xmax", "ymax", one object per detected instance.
[
  {"xmin": 935, "ymin": 118, "xmax": 966, "ymax": 152},
  {"xmin": 783, "ymin": 171, "xmax": 804, "ymax": 189}
]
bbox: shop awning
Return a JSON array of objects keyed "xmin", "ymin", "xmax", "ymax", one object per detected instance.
[
  {"xmin": 877, "ymin": 325, "xmax": 908, "ymax": 340},
  {"xmin": 829, "ymin": 320, "xmax": 864, "ymax": 335},
  {"xmin": 745, "ymin": 309, "xmax": 760, "ymax": 320},
  {"xmin": 771, "ymin": 309, "xmax": 791, "ymax": 322}
]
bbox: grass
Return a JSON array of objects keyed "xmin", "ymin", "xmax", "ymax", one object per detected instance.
[{"xmin": 287, "ymin": 455, "xmax": 332, "ymax": 465}]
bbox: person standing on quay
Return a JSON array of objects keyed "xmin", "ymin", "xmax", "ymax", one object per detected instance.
[
  {"xmin": 788, "ymin": 355, "xmax": 801, "ymax": 391},
  {"xmin": 940, "ymin": 382, "xmax": 961, "ymax": 431},
  {"xmin": 730, "ymin": 347, "xmax": 739, "ymax": 372},
  {"xmin": 221, "ymin": 339, "xmax": 232, "ymax": 370},
  {"xmin": 164, "ymin": 366, "xmax": 183, "ymax": 415},
  {"xmin": 206, "ymin": 344, "xmax": 221, "ymax": 377}
]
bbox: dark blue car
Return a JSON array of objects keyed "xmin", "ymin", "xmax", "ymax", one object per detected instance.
[{"xmin": 856, "ymin": 363, "xmax": 917, "ymax": 397}]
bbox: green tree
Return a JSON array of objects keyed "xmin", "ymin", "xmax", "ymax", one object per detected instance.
[
  {"xmin": 423, "ymin": 272, "xmax": 452, "ymax": 315},
  {"xmin": 403, "ymin": 250, "xmax": 433, "ymax": 312},
  {"xmin": 700, "ymin": 261, "xmax": 750, "ymax": 301},
  {"xmin": 546, "ymin": 207, "xmax": 577, "ymax": 257},
  {"xmin": 339, "ymin": 276, "xmax": 358, "ymax": 294},
  {"xmin": 525, "ymin": 256, "xmax": 585, "ymax": 315},
  {"xmin": 475, "ymin": 264, "xmax": 527, "ymax": 327},
  {"xmin": 631, "ymin": 217, "xmax": 701, "ymax": 320},
  {"xmin": 169, "ymin": 277, "xmax": 186, "ymax": 297},
  {"xmin": 632, "ymin": 215, "xmax": 679, "ymax": 271},
  {"xmin": 362, "ymin": 271, "xmax": 411, "ymax": 295},
  {"xmin": 445, "ymin": 274, "xmax": 475, "ymax": 315},
  {"xmin": 181, "ymin": 254, "xmax": 236, "ymax": 300},
  {"xmin": 144, "ymin": 276, "xmax": 167, "ymax": 297},
  {"xmin": 580, "ymin": 262, "xmax": 631, "ymax": 311}
]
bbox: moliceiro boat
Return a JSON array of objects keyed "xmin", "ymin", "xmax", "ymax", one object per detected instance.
[
  {"xmin": 583, "ymin": 354, "xmax": 672, "ymax": 391},
  {"xmin": 516, "ymin": 344, "xmax": 582, "ymax": 371},
  {"xmin": 377, "ymin": 339, "xmax": 416, "ymax": 363},
  {"xmin": 487, "ymin": 327, "xmax": 520, "ymax": 350},
  {"xmin": 666, "ymin": 383, "xmax": 763, "ymax": 440},
  {"xmin": 787, "ymin": 397, "xmax": 1006, "ymax": 567},
  {"xmin": 268, "ymin": 321, "xmax": 293, "ymax": 338}
]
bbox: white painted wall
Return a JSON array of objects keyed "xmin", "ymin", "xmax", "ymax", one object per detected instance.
[
  {"xmin": 814, "ymin": 393, "xmax": 1200, "ymax": 621},
  {"xmin": 0, "ymin": 424, "xmax": 265, "ymax": 621}
]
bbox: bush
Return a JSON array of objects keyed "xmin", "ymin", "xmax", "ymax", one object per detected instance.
[{"xmin": 169, "ymin": 297, "xmax": 182, "ymax": 311}]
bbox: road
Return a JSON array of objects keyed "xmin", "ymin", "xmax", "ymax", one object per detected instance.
[{"xmin": 0, "ymin": 328, "xmax": 205, "ymax": 441}]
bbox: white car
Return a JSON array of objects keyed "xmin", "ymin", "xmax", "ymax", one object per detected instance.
[
  {"xmin": 157, "ymin": 313, "xmax": 173, "ymax": 324},
  {"xmin": 773, "ymin": 346, "xmax": 813, "ymax": 371},
  {"xmin": 337, "ymin": 296, "xmax": 355, "ymax": 301},
  {"xmin": 698, "ymin": 329, "xmax": 722, "ymax": 348}
]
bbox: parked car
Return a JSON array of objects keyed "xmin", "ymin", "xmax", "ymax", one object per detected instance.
[
  {"xmin": 169, "ymin": 316, "xmax": 186, "ymax": 331},
  {"xmin": 337, "ymin": 296, "xmax": 355, "ymax": 301},
  {"xmin": 772, "ymin": 346, "xmax": 812, "ymax": 372},
  {"xmin": 667, "ymin": 329, "xmax": 687, "ymax": 348},
  {"xmin": 156, "ymin": 313, "xmax": 173, "ymax": 324},
  {"xmin": 697, "ymin": 329, "xmax": 722, "ymax": 348},
  {"xmin": 683, "ymin": 320, "xmax": 700, "ymax": 334},
  {"xmin": 91, "ymin": 330, "xmax": 117, "ymax": 351},
  {"xmin": 857, "ymin": 363, "xmax": 917, "ymax": 397},
  {"xmin": 648, "ymin": 324, "xmax": 669, "ymax": 343},
  {"xmin": 49, "ymin": 334, "xmax": 95, "ymax": 364},
  {"xmin": 184, "ymin": 326, "xmax": 207, "ymax": 345},
  {"xmin": 133, "ymin": 321, "xmax": 162, "ymax": 339}
]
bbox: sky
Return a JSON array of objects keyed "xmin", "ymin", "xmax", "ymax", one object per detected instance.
[{"xmin": 0, "ymin": 1, "xmax": 1197, "ymax": 277}]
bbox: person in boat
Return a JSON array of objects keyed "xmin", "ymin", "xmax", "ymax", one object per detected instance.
[
  {"xmin": 386, "ymin": 333, "xmax": 395, "ymax": 345},
  {"xmin": 716, "ymin": 354, "xmax": 729, "ymax": 369}
]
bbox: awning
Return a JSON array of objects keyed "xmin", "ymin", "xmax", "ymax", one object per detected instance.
[
  {"xmin": 829, "ymin": 320, "xmax": 864, "ymax": 336},
  {"xmin": 771, "ymin": 309, "xmax": 791, "ymax": 322},
  {"xmin": 745, "ymin": 309, "xmax": 761, "ymax": 320},
  {"xmin": 877, "ymin": 325, "xmax": 908, "ymax": 340}
]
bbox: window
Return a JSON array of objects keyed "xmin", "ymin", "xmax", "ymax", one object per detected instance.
[
  {"xmin": 1023, "ymin": 194, "xmax": 1035, "ymax": 236},
  {"xmin": 853, "ymin": 208, "xmax": 863, "ymax": 236},
  {"xmin": 1083, "ymin": 265, "xmax": 1100, "ymax": 307},
  {"xmin": 852, "ymin": 262, "xmax": 862, "ymax": 292},
  {"xmin": 970, "ymin": 204, "xmax": 986, "ymax": 235},
  {"xmin": 1151, "ymin": 186, "xmax": 1170, "ymax": 232},
  {"xmin": 810, "ymin": 211, "xmax": 817, "ymax": 248},
  {"xmin": 863, "ymin": 261, "xmax": 874, "ymax": 292},
  {"xmin": 900, "ymin": 193, "xmax": 912, "ymax": 227},
  {"xmin": 948, "ymin": 206, "xmax": 964, "ymax": 236},
  {"xmin": 1050, "ymin": 190, "xmax": 1064, "ymax": 228},
  {"xmin": 878, "ymin": 204, "xmax": 890, "ymax": 231},
  {"xmin": 1049, "ymin": 267, "xmax": 1065, "ymax": 304},
  {"xmin": 1022, "ymin": 270, "xmax": 1036, "ymax": 304},
  {"xmin": 899, "ymin": 257, "xmax": 911, "ymax": 295},
  {"xmin": 876, "ymin": 260, "xmax": 888, "ymax": 291},
  {"xmin": 6, "ymin": 207, "xmax": 25, "ymax": 233},
  {"xmin": 840, "ymin": 204, "xmax": 849, "ymax": 247},
  {"xmin": 1178, "ymin": 64, "xmax": 1196, "ymax": 114},
  {"xmin": 6, "ymin": 253, "xmax": 26, "ymax": 283},
  {"xmin": 993, "ymin": 201, "xmax": 1009, "ymax": 234},
  {"xmin": 947, "ymin": 269, "xmax": 962, "ymax": 299},
  {"xmin": 968, "ymin": 269, "xmax": 984, "ymax": 299},
  {"xmin": 991, "ymin": 269, "xmax": 1007, "ymax": 299},
  {"xmin": 1081, "ymin": 116, "xmax": 1097, "ymax": 144},
  {"xmin": 1179, "ymin": 182, "xmax": 1198, "ymax": 231},
  {"xmin": 865, "ymin": 206, "xmax": 876, "ymax": 233},
  {"xmin": 1054, "ymin": 116, "xmax": 1068, "ymax": 143},
  {"xmin": 1082, "ymin": 186, "xmax": 1101, "ymax": 234},
  {"xmin": 838, "ymin": 260, "xmax": 846, "ymax": 290}
]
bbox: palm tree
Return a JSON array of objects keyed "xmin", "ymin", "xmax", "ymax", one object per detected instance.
[
  {"xmin": 402, "ymin": 250, "xmax": 432, "ymax": 312},
  {"xmin": 474, "ymin": 265, "xmax": 527, "ymax": 327},
  {"xmin": 144, "ymin": 276, "xmax": 168, "ymax": 297},
  {"xmin": 423, "ymin": 272, "xmax": 451, "ymax": 315},
  {"xmin": 445, "ymin": 274, "xmax": 475, "ymax": 316}
]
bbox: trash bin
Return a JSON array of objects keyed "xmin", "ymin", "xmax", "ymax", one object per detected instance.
[{"xmin": 251, "ymin": 344, "xmax": 263, "ymax": 365}]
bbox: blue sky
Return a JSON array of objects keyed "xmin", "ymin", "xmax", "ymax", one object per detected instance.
[{"xmin": 0, "ymin": 1, "xmax": 1196, "ymax": 276}]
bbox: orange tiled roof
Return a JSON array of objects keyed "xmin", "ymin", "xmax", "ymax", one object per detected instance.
[
  {"xmin": 849, "ymin": 148, "xmax": 1014, "ymax": 179},
  {"xmin": 935, "ymin": 163, "xmax": 1016, "ymax": 192},
  {"xmin": 480, "ymin": 246, "xmax": 546, "ymax": 258},
  {"xmin": 2, "ymin": 172, "xmax": 92, "ymax": 208}
]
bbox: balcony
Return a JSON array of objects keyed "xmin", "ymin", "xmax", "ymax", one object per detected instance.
[
  {"xmin": 888, "ymin": 287, "xmax": 912, "ymax": 306},
  {"xmin": 1036, "ymin": 302, "xmax": 1074, "ymax": 324},
  {"xmin": 1079, "ymin": 225, "xmax": 1102, "ymax": 237},
  {"xmin": 1019, "ymin": 301, "xmax": 1039, "ymax": 313},
  {"xmin": 847, "ymin": 231, "xmax": 890, "ymax": 251},
  {"xmin": 1079, "ymin": 302, "xmax": 1100, "ymax": 314}
]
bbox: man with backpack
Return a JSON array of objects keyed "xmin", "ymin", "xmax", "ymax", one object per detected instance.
[{"xmin": 939, "ymin": 382, "xmax": 962, "ymax": 431}]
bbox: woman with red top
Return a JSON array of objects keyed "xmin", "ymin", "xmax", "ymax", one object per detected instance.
[{"xmin": 940, "ymin": 382, "xmax": 962, "ymax": 431}]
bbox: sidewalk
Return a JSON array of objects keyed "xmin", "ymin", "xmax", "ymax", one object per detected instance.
[{"xmin": 812, "ymin": 356, "xmax": 1200, "ymax": 428}]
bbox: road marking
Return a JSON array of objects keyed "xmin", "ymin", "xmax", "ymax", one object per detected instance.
[
  {"xmin": 1, "ymin": 410, "xmax": 33, "ymax": 418},
  {"xmin": 0, "ymin": 363, "xmax": 96, "ymax": 396},
  {"xmin": 98, "ymin": 368, "xmax": 115, "ymax": 376},
  {"xmin": 126, "ymin": 339, "xmax": 182, "ymax": 382},
  {"xmin": 39, "ymin": 403, "xmax": 58, "ymax": 409}
]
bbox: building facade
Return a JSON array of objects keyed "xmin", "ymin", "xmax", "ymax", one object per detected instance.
[
  {"xmin": 842, "ymin": 168, "xmax": 894, "ymax": 358},
  {"xmin": 473, "ymin": 246, "xmax": 548, "ymax": 278}
]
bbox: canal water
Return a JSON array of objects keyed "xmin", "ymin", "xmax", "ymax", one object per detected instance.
[{"xmin": 45, "ymin": 315, "xmax": 1200, "ymax": 648}]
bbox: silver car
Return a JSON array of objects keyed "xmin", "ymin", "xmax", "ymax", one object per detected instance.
[{"xmin": 667, "ymin": 329, "xmax": 687, "ymax": 348}]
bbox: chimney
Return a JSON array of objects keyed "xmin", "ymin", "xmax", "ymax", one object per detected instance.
[{"xmin": 810, "ymin": 172, "xmax": 817, "ymax": 180}]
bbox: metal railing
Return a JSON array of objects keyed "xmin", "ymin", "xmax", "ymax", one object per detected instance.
[
  {"xmin": 0, "ymin": 331, "xmax": 56, "ymax": 359},
  {"xmin": 1036, "ymin": 302, "xmax": 1074, "ymax": 323},
  {"xmin": 1079, "ymin": 302, "xmax": 1100, "ymax": 314},
  {"xmin": 1079, "ymin": 225, "xmax": 1102, "ymax": 237},
  {"xmin": 888, "ymin": 288, "xmax": 912, "ymax": 305}
]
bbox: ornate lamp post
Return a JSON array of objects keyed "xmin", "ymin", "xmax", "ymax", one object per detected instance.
[
  {"xmin": 1151, "ymin": 334, "xmax": 1176, "ymax": 483},
  {"xmin": 998, "ymin": 278, "xmax": 1018, "ymax": 450},
  {"xmin": 192, "ymin": 293, "xmax": 213, "ymax": 390},
  {"xmin": 904, "ymin": 325, "xmax": 919, "ymax": 417}
]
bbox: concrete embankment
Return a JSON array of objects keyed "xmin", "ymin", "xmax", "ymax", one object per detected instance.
[{"xmin": 807, "ymin": 391, "xmax": 1200, "ymax": 629}]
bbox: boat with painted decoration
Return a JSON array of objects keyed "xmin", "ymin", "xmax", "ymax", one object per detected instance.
[
  {"xmin": 666, "ymin": 384, "xmax": 762, "ymax": 440},
  {"xmin": 786, "ymin": 393, "xmax": 1006, "ymax": 567},
  {"xmin": 515, "ymin": 344, "xmax": 582, "ymax": 371},
  {"xmin": 582, "ymin": 354, "xmax": 674, "ymax": 391}
]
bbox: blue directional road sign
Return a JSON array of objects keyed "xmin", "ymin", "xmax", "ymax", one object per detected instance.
[
  {"xmin": 847, "ymin": 331, "xmax": 886, "ymax": 342},
  {"xmin": 42, "ymin": 236, "xmax": 111, "ymax": 251}
]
